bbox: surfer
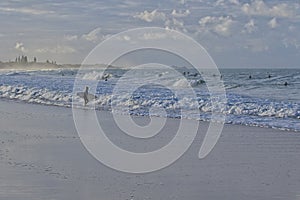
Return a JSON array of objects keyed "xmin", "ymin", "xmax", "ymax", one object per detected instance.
[
  {"xmin": 284, "ymin": 82, "xmax": 288, "ymax": 86},
  {"xmin": 77, "ymin": 86, "xmax": 97, "ymax": 106},
  {"xmin": 83, "ymin": 86, "xmax": 89, "ymax": 106}
]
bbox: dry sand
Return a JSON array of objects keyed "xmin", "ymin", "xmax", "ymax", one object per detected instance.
[{"xmin": 0, "ymin": 100, "xmax": 300, "ymax": 200}]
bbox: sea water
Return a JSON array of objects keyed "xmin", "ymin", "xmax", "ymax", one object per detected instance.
[{"xmin": 0, "ymin": 67, "xmax": 299, "ymax": 131}]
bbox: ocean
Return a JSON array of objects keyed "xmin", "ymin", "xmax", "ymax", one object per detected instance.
[{"xmin": 0, "ymin": 67, "xmax": 299, "ymax": 132}]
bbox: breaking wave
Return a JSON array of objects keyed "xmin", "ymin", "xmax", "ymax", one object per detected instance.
[{"xmin": 0, "ymin": 82, "xmax": 299, "ymax": 132}]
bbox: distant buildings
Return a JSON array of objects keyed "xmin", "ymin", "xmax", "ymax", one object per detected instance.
[
  {"xmin": 46, "ymin": 60, "xmax": 57, "ymax": 64},
  {"xmin": 15, "ymin": 55, "xmax": 28, "ymax": 63},
  {"xmin": 15, "ymin": 55, "xmax": 35, "ymax": 64},
  {"xmin": 13, "ymin": 55, "xmax": 57, "ymax": 65}
]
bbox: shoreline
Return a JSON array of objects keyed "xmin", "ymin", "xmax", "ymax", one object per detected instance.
[
  {"xmin": 1, "ymin": 100, "xmax": 300, "ymax": 199},
  {"xmin": 0, "ymin": 97, "xmax": 298, "ymax": 133}
]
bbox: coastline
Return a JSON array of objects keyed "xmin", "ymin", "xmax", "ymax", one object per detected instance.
[{"xmin": 1, "ymin": 100, "xmax": 300, "ymax": 199}]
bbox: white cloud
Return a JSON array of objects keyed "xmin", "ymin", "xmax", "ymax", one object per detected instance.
[
  {"xmin": 134, "ymin": 10, "xmax": 166, "ymax": 22},
  {"xmin": 244, "ymin": 39, "xmax": 269, "ymax": 52},
  {"xmin": 0, "ymin": 0, "xmax": 298, "ymax": 67},
  {"xmin": 179, "ymin": 0, "xmax": 187, "ymax": 5},
  {"xmin": 165, "ymin": 17, "xmax": 187, "ymax": 32},
  {"xmin": 36, "ymin": 45, "xmax": 76, "ymax": 54},
  {"xmin": 268, "ymin": 17, "xmax": 278, "ymax": 29},
  {"xmin": 115, "ymin": 35, "xmax": 131, "ymax": 41},
  {"xmin": 140, "ymin": 32, "xmax": 167, "ymax": 40},
  {"xmin": 214, "ymin": 19, "xmax": 233, "ymax": 37},
  {"xmin": 171, "ymin": 9, "xmax": 190, "ymax": 18},
  {"xmin": 0, "ymin": 7, "xmax": 54, "ymax": 15},
  {"xmin": 199, "ymin": 16, "xmax": 234, "ymax": 37},
  {"xmin": 172, "ymin": 18, "xmax": 184, "ymax": 27},
  {"xmin": 63, "ymin": 29, "xmax": 107, "ymax": 43},
  {"xmin": 282, "ymin": 38, "xmax": 300, "ymax": 49},
  {"xmin": 82, "ymin": 28, "xmax": 102, "ymax": 42},
  {"xmin": 64, "ymin": 35, "xmax": 78, "ymax": 41},
  {"xmin": 165, "ymin": 18, "xmax": 183, "ymax": 27},
  {"xmin": 215, "ymin": 0, "xmax": 225, "ymax": 6},
  {"xmin": 123, "ymin": 35, "xmax": 131, "ymax": 41},
  {"xmin": 241, "ymin": 0, "xmax": 294, "ymax": 18},
  {"xmin": 215, "ymin": 0, "xmax": 240, "ymax": 6},
  {"xmin": 15, "ymin": 42, "xmax": 26, "ymax": 53},
  {"xmin": 229, "ymin": 0, "xmax": 240, "ymax": 5},
  {"xmin": 243, "ymin": 19, "xmax": 257, "ymax": 33}
]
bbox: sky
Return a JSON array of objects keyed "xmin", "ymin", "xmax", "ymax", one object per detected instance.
[{"xmin": 0, "ymin": 0, "xmax": 299, "ymax": 68}]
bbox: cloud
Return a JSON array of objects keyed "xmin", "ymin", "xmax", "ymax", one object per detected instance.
[
  {"xmin": 123, "ymin": 35, "xmax": 131, "ymax": 41},
  {"xmin": 171, "ymin": 9, "xmax": 190, "ymax": 18},
  {"xmin": 0, "ymin": 0, "xmax": 298, "ymax": 67},
  {"xmin": 178, "ymin": 0, "xmax": 186, "ymax": 5},
  {"xmin": 215, "ymin": 0, "xmax": 240, "ymax": 6},
  {"xmin": 82, "ymin": 28, "xmax": 102, "ymax": 42},
  {"xmin": 199, "ymin": 16, "xmax": 234, "ymax": 37},
  {"xmin": 165, "ymin": 18, "xmax": 186, "ymax": 32},
  {"xmin": 64, "ymin": 35, "xmax": 78, "ymax": 41},
  {"xmin": 282, "ymin": 38, "xmax": 300, "ymax": 49},
  {"xmin": 115, "ymin": 35, "xmax": 131, "ymax": 41},
  {"xmin": 0, "ymin": 7, "xmax": 54, "ymax": 15},
  {"xmin": 244, "ymin": 39, "xmax": 269, "ymax": 52},
  {"xmin": 36, "ymin": 45, "xmax": 76, "ymax": 54},
  {"xmin": 215, "ymin": 0, "xmax": 224, "ymax": 6},
  {"xmin": 241, "ymin": 0, "xmax": 294, "ymax": 18},
  {"xmin": 64, "ymin": 28, "xmax": 108, "ymax": 43},
  {"xmin": 268, "ymin": 17, "xmax": 278, "ymax": 29},
  {"xmin": 140, "ymin": 32, "xmax": 167, "ymax": 40},
  {"xmin": 229, "ymin": 0, "xmax": 240, "ymax": 5},
  {"xmin": 15, "ymin": 42, "xmax": 26, "ymax": 53},
  {"xmin": 134, "ymin": 10, "xmax": 166, "ymax": 22},
  {"xmin": 243, "ymin": 19, "xmax": 257, "ymax": 33}
]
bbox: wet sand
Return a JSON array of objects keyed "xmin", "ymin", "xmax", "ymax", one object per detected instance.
[{"xmin": 1, "ymin": 100, "xmax": 300, "ymax": 200}]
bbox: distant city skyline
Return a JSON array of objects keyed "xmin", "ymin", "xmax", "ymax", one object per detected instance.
[{"xmin": 0, "ymin": 0, "xmax": 299, "ymax": 68}]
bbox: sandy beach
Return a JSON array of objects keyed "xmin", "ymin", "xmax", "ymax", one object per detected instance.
[
  {"xmin": 1, "ymin": 0, "xmax": 299, "ymax": 199},
  {"xmin": 0, "ymin": 99, "xmax": 300, "ymax": 200}
]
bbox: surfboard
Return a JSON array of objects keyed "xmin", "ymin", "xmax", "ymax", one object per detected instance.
[{"xmin": 77, "ymin": 92, "xmax": 97, "ymax": 101}]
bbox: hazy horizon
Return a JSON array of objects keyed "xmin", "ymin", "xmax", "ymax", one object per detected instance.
[{"xmin": 0, "ymin": 59, "xmax": 299, "ymax": 69}]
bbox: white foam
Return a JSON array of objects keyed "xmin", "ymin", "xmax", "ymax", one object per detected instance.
[
  {"xmin": 0, "ymin": 68, "xmax": 299, "ymax": 132},
  {"xmin": 82, "ymin": 71, "xmax": 112, "ymax": 80}
]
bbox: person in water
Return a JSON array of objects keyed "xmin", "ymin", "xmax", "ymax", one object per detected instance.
[{"xmin": 83, "ymin": 86, "xmax": 89, "ymax": 106}]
